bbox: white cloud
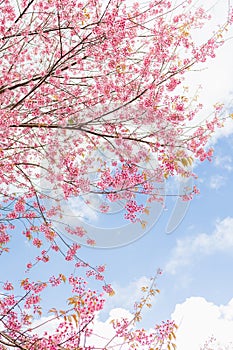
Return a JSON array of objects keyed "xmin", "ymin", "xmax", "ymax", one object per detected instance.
[
  {"xmin": 211, "ymin": 117, "xmax": 233, "ymax": 144},
  {"xmin": 27, "ymin": 297, "xmax": 233, "ymax": 350},
  {"xmin": 180, "ymin": 0, "xmax": 233, "ymax": 141},
  {"xmin": 28, "ymin": 316, "xmax": 60, "ymax": 336},
  {"xmin": 29, "ymin": 308, "xmax": 135, "ymax": 349},
  {"xmin": 171, "ymin": 297, "xmax": 233, "ymax": 350},
  {"xmin": 165, "ymin": 217, "xmax": 233, "ymax": 274},
  {"xmin": 86, "ymin": 308, "xmax": 134, "ymax": 349},
  {"xmin": 60, "ymin": 196, "xmax": 99, "ymax": 222}
]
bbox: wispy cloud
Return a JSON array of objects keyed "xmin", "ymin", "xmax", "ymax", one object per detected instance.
[
  {"xmin": 209, "ymin": 174, "xmax": 226, "ymax": 189},
  {"xmin": 165, "ymin": 217, "xmax": 233, "ymax": 274},
  {"xmin": 101, "ymin": 276, "xmax": 155, "ymax": 316},
  {"xmin": 214, "ymin": 154, "xmax": 233, "ymax": 172}
]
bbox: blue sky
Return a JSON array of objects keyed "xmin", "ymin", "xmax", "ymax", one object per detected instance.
[
  {"xmin": 81, "ymin": 128, "xmax": 233, "ymax": 349},
  {"xmin": 2, "ymin": 0, "xmax": 233, "ymax": 349},
  {"xmin": 3, "ymin": 123, "xmax": 233, "ymax": 349}
]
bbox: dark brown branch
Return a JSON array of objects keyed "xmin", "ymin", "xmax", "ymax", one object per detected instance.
[
  {"xmin": 1, "ymin": 27, "xmax": 74, "ymax": 40},
  {"xmin": 14, "ymin": 0, "xmax": 36, "ymax": 24}
]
